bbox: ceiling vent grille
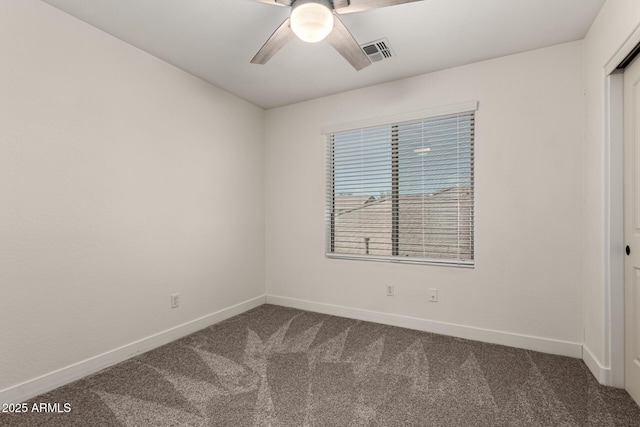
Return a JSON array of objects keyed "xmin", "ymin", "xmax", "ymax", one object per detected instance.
[{"xmin": 360, "ymin": 38, "xmax": 394, "ymax": 63}]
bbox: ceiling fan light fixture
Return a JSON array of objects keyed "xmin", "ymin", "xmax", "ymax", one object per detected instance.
[{"xmin": 290, "ymin": 0, "xmax": 334, "ymax": 43}]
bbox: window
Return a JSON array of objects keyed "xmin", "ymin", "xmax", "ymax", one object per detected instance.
[{"xmin": 324, "ymin": 102, "xmax": 476, "ymax": 266}]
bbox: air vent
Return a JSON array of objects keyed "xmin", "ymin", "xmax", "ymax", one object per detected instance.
[{"xmin": 360, "ymin": 38, "xmax": 394, "ymax": 63}]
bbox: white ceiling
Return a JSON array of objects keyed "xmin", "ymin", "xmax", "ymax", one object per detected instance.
[{"xmin": 41, "ymin": 0, "xmax": 604, "ymax": 109}]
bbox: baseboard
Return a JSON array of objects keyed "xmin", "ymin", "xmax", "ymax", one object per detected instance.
[
  {"xmin": 266, "ymin": 295, "xmax": 583, "ymax": 359},
  {"xmin": 0, "ymin": 295, "xmax": 266, "ymax": 405},
  {"xmin": 582, "ymin": 344, "xmax": 612, "ymax": 385}
]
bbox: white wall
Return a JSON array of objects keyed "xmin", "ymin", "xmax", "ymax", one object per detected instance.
[
  {"xmin": 265, "ymin": 41, "xmax": 585, "ymax": 354},
  {"xmin": 0, "ymin": 0, "xmax": 265, "ymax": 398},
  {"xmin": 583, "ymin": 0, "xmax": 640, "ymax": 384}
]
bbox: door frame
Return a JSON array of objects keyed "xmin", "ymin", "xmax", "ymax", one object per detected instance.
[{"xmin": 604, "ymin": 23, "xmax": 640, "ymax": 388}]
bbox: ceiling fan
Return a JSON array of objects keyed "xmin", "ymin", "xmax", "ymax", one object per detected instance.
[{"xmin": 250, "ymin": 0, "xmax": 422, "ymax": 71}]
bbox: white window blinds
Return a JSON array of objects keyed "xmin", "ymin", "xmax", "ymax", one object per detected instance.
[{"xmin": 325, "ymin": 106, "xmax": 475, "ymax": 266}]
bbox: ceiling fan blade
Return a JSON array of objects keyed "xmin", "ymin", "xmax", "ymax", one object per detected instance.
[
  {"xmin": 251, "ymin": 18, "xmax": 295, "ymax": 65},
  {"xmin": 334, "ymin": 0, "xmax": 423, "ymax": 14},
  {"xmin": 332, "ymin": 0, "xmax": 351, "ymax": 7},
  {"xmin": 325, "ymin": 15, "xmax": 372, "ymax": 71}
]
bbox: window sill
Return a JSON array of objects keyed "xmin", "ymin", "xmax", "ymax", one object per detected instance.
[{"xmin": 325, "ymin": 253, "xmax": 475, "ymax": 268}]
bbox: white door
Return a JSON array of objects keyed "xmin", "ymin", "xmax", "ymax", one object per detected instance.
[{"xmin": 624, "ymin": 55, "xmax": 640, "ymax": 406}]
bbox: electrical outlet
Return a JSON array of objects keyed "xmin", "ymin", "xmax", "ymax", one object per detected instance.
[
  {"xmin": 386, "ymin": 284, "xmax": 395, "ymax": 296},
  {"xmin": 171, "ymin": 293, "xmax": 180, "ymax": 309},
  {"xmin": 428, "ymin": 288, "xmax": 438, "ymax": 302}
]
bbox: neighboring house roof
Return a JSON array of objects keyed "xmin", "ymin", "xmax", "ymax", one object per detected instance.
[{"xmin": 332, "ymin": 187, "xmax": 473, "ymax": 260}]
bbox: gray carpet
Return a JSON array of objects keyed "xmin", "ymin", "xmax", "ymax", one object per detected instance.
[{"xmin": 3, "ymin": 304, "xmax": 640, "ymax": 426}]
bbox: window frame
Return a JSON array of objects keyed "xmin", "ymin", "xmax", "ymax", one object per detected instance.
[{"xmin": 323, "ymin": 101, "xmax": 478, "ymax": 268}]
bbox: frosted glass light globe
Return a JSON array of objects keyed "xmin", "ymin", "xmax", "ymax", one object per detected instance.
[{"xmin": 290, "ymin": 2, "xmax": 334, "ymax": 43}]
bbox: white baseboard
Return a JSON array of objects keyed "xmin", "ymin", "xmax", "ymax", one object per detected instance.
[
  {"xmin": 266, "ymin": 295, "xmax": 583, "ymax": 359},
  {"xmin": 582, "ymin": 344, "xmax": 612, "ymax": 386},
  {"xmin": 0, "ymin": 295, "xmax": 266, "ymax": 405}
]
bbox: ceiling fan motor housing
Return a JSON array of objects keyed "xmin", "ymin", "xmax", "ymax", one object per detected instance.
[{"xmin": 291, "ymin": 0, "xmax": 334, "ymax": 9}]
